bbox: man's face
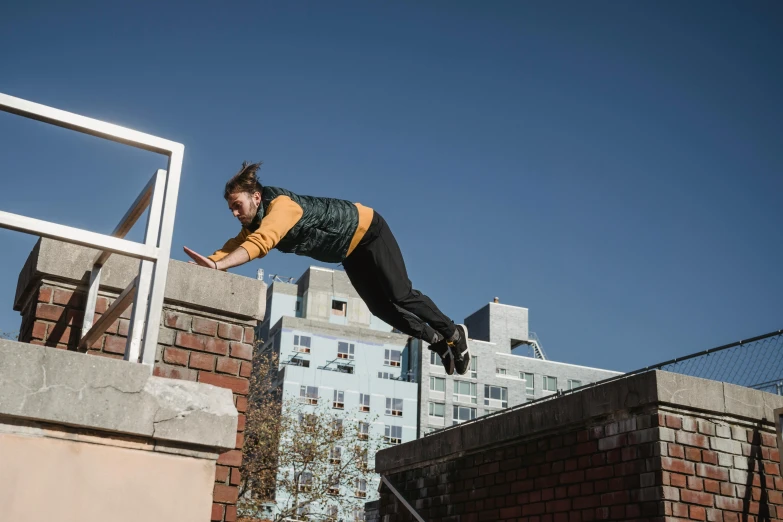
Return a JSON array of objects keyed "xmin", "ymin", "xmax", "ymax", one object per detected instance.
[{"xmin": 227, "ymin": 191, "xmax": 261, "ymax": 226}]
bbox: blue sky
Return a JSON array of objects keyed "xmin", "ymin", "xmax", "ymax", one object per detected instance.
[{"xmin": 0, "ymin": 1, "xmax": 781, "ymax": 372}]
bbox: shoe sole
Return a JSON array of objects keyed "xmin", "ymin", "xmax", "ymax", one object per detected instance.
[{"xmin": 455, "ymin": 324, "xmax": 471, "ymax": 375}]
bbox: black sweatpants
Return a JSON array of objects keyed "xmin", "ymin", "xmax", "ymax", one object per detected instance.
[{"xmin": 342, "ymin": 211, "xmax": 457, "ymax": 343}]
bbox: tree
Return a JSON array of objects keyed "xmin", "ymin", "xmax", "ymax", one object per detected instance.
[{"xmin": 239, "ymin": 350, "xmax": 381, "ymax": 522}]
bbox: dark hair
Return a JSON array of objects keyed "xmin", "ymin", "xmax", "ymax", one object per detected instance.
[{"xmin": 224, "ymin": 161, "xmax": 263, "ymax": 199}]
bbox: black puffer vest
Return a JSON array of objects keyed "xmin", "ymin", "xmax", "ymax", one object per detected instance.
[{"xmin": 247, "ymin": 186, "xmax": 359, "ymax": 263}]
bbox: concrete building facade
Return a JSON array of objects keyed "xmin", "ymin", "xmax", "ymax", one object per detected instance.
[{"xmin": 259, "ymin": 267, "xmax": 417, "ymax": 521}]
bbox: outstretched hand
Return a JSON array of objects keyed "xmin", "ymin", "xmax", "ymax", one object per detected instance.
[{"xmin": 183, "ymin": 246, "xmax": 217, "ymax": 269}]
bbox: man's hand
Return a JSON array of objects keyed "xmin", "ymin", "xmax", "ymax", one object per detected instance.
[{"xmin": 184, "ymin": 247, "xmax": 217, "ymax": 269}]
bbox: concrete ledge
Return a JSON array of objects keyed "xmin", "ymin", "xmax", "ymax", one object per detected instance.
[
  {"xmin": 15, "ymin": 238, "xmax": 266, "ymax": 321},
  {"xmin": 0, "ymin": 340, "xmax": 238, "ymax": 451},
  {"xmin": 376, "ymin": 370, "xmax": 783, "ymax": 473},
  {"xmin": 278, "ymin": 316, "xmax": 409, "ymax": 345}
]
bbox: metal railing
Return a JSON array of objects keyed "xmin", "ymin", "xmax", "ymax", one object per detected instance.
[
  {"xmin": 428, "ymin": 328, "xmax": 783, "ymax": 437},
  {"xmin": 0, "ymin": 92, "xmax": 184, "ymax": 368}
]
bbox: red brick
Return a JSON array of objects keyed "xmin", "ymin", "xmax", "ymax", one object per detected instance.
[
  {"xmin": 95, "ymin": 296, "xmax": 109, "ymax": 314},
  {"xmin": 229, "ymin": 342, "xmax": 253, "ymax": 361},
  {"xmin": 36, "ymin": 303, "xmax": 64, "ymax": 322},
  {"xmin": 669, "ymin": 444, "xmax": 685, "ymax": 459},
  {"xmin": 765, "ymin": 462, "xmax": 780, "ymax": 475},
  {"xmin": 230, "ymin": 467, "xmax": 241, "ymax": 486},
  {"xmin": 723, "ymin": 513, "xmax": 739, "ymax": 522},
  {"xmin": 152, "ymin": 364, "xmax": 196, "ymax": 381},
  {"xmin": 38, "ymin": 286, "xmax": 52, "ymax": 303},
  {"xmin": 666, "ymin": 415, "xmax": 683, "ymax": 429},
  {"xmin": 673, "ymin": 503, "xmax": 688, "ymax": 517},
  {"xmin": 715, "ymin": 496, "xmax": 743, "ymax": 511},
  {"xmin": 235, "ymin": 432, "xmax": 244, "ymax": 450},
  {"xmin": 690, "ymin": 506, "xmax": 707, "ymax": 521},
  {"xmin": 31, "ymin": 322, "xmax": 47, "ymax": 340},
  {"xmin": 600, "ymin": 491, "xmax": 628, "ymax": 505},
  {"xmin": 702, "ymin": 450, "xmax": 719, "ymax": 465},
  {"xmin": 225, "ymin": 505, "xmax": 237, "ymax": 522},
  {"xmin": 217, "ymin": 450, "xmax": 242, "ymax": 467},
  {"xmin": 696, "ymin": 463, "xmax": 729, "ymax": 482},
  {"xmin": 211, "ymin": 503, "xmax": 224, "ymax": 521},
  {"xmin": 761, "ymin": 432, "xmax": 776, "ymax": 447},
  {"xmin": 104, "ymin": 336, "xmax": 127, "ymax": 355},
  {"xmin": 177, "ymin": 332, "xmax": 228, "ymax": 355},
  {"xmin": 193, "ymin": 317, "xmax": 218, "ymax": 336},
  {"xmin": 686, "ymin": 447, "xmax": 702, "ymax": 462},
  {"xmin": 676, "ymin": 431, "xmax": 710, "ymax": 449},
  {"xmin": 53, "ymin": 288, "xmax": 76, "ymax": 306},
  {"xmin": 117, "ymin": 319, "xmax": 129, "ymax": 337},
  {"xmin": 704, "ymin": 479, "xmax": 720, "ymax": 494},
  {"xmin": 235, "ymin": 395, "xmax": 247, "ymax": 412},
  {"xmin": 243, "ymin": 326, "xmax": 255, "ymax": 344},
  {"xmin": 586, "ymin": 466, "xmax": 614, "ymax": 481},
  {"xmin": 239, "ymin": 361, "xmax": 252, "ymax": 378},
  {"xmin": 662, "ymin": 457, "xmax": 695, "ymax": 475},
  {"xmin": 163, "ymin": 347, "xmax": 189, "ymax": 366},
  {"xmin": 720, "ymin": 481, "xmax": 734, "ymax": 496},
  {"xmin": 681, "ymin": 490, "xmax": 714, "ymax": 506},
  {"xmin": 199, "ymin": 372, "xmax": 249, "ymax": 395},
  {"xmin": 671, "ymin": 473, "xmax": 687, "ymax": 488},
  {"xmin": 218, "ymin": 323, "xmax": 244, "ymax": 341},
  {"xmin": 215, "ymin": 465, "xmax": 229, "ymax": 482},
  {"xmin": 164, "ymin": 312, "xmax": 191, "ymax": 331},
  {"xmin": 706, "ymin": 508, "xmax": 724, "ymax": 522},
  {"xmin": 688, "ymin": 476, "xmax": 704, "ymax": 491},
  {"xmin": 216, "ymin": 357, "xmax": 240, "ymax": 375},
  {"xmin": 213, "ymin": 484, "xmax": 238, "ymax": 503},
  {"xmin": 237, "ymin": 414, "xmax": 245, "ymax": 431},
  {"xmin": 190, "ymin": 352, "xmax": 216, "ymax": 371}
]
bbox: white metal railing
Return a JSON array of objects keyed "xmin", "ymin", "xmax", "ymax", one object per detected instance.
[{"xmin": 0, "ymin": 92, "xmax": 184, "ymax": 369}]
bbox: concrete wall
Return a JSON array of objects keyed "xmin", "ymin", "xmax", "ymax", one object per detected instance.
[
  {"xmin": 0, "ymin": 339, "xmax": 237, "ymax": 522},
  {"xmin": 464, "ymin": 302, "xmax": 529, "ymax": 350},
  {"xmin": 375, "ymin": 371, "xmax": 783, "ymax": 522},
  {"xmin": 13, "ymin": 238, "xmax": 267, "ymax": 522}
]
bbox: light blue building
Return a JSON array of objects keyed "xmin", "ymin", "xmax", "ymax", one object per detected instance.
[{"xmin": 258, "ymin": 266, "xmax": 417, "ymax": 521}]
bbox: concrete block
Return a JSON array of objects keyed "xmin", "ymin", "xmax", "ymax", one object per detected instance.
[
  {"xmin": 723, "ymin": 382, "xmax": 783, "ymax": 423},
  {"xmin": 654, "ymin": 371, "xmax": 725, "ymax": 413},
  {"xmin": 15, "ymin": 238, "xmax": 266, "ymax": 321},
  {"xmin": 0, "ymin": 340, "xmax": 237, "ymax": 451},
  {"xmin": 715, "ymin": 424, "xmax": 731, "ymax": 439}
]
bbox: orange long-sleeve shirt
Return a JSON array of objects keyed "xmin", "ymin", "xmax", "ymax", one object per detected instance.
[{"xmin": 209, "ymin": 195, "xmax": 373, "ymax": 263}]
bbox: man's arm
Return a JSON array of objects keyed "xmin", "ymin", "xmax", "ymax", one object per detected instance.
[{"xmin": 184, "ymin": 196, "xmax": 303, "ymax": 271}]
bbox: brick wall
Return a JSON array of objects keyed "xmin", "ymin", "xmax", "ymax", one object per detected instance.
[
  {"xmin": 14, "ymin": 239, "xmax": 266, "ymax": 522},
  {"xmin": 17, "ymin": 280, "xmax": 254, "ymax": 522},
  {"xmin": 373, "ymin": 371, "xmax": 783, "ymax": 522}
]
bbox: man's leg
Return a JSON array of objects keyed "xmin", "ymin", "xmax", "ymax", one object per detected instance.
[
  {"xmin": 351, "ymin": 212, "xmax": 458, "ymax": 341},
  {"xmin": 343, "ymin": 248, "xmax": 440, "ymax": 343}
]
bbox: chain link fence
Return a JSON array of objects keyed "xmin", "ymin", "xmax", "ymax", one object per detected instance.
[{"xmin": 637, "ymin": 329, "xmax": 783, "ymax": 395}]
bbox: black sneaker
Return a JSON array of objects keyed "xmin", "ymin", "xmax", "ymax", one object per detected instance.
[
  {"xmin": 449, "ymin": 324, "xmax": 471, "ymax": 376},
  {"xmin": 429, "ymin": 339, "xmax": 455, "ymax": 375}
]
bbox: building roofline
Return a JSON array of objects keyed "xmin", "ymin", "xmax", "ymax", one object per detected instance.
[{"xmin": 494, "ymin": 351, "xmax": 623, "ymax": 374}]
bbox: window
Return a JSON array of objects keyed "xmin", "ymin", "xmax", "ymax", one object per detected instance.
[
  {"xmin": 331, "ymin": 299, "xmax": 347, "ymax": 316},
  {"xmin": 333, "ymin": 390, "xmax": 344, "ymax": 409},
  {"xmin": 428, "ymin": 402, "xmax": 445, "ymax": 418},
  {"xmin": 453, "ymin": 405, "xmax": 477, "ymax": 425},
  {"xmin": 430, "ymin": 350, "xmax": 444, "ymax": 368},
  {"xmin": 293, "ymin": 334, "xmax": 311, "ymax": 353},
  {"xmin": 298, "ymin": 413, "xmax": 317, "ymax": 430},
  {"xmin": 358, "ymin": 421, "xmax": 370, "ymax": 440},
  {"xmin": 384, "ymin": 349, "xmax": 402, "ymax": 367},
  {"xmin": 484, "ymin": 385, "xmax": 508, "ymax": 408},
  {"xmin": 568, "ymin": 379, "xmax": 583, "ymax": 390},
  {"xmin": 496, "ymin": 367, "xmax": 507, "ymax": 375},
  {"xmin": 384, "ymin": 425, "xmax": 402, "ymax": 444},
  {"xmin": 469, "ymin": 356, "xmax": 478, "ymax": 379},
  {"xmin": 522, "ymin": 372, "xmax": 535, "ymax": 395},
  {"xmin": 357, "ymin": 447, "xmax": 369, "ymax": 470},
  {"xmin": 297, "ymin": 472, "xmax": 313, "ymax": 492},
  {"xmin": 430, "ymin": 376, "xmax": 445, "ymax": 393},
  {"xmin": 290, "ymin": 358, "xmax": 310, "ymax": 368},
  {"xmin": 544, "ymin": 375, "xmax": 557, "ymax": 392},
  {"xmin": 295, "ymin": 504, "xmax": 310, "ymax": 521},
  {"xmin": 326, "ymin": 505, "xmax": 338, "ymax": 520},
  {"xmin": 331, "ymin": 417, "xmax": 343, "ymax": 436},
  {"xmin": 354, "ymin": 478, "xmax": 367, "ymax": 498},
  {"xmin": 338, "ymin": 342, "xmax": 355, "ymax": 360},
  {"xmin": 337, "ymin": 364, "xmax": 354, "ymax": 374},
  {"xmin": 378, "ymin": 371, "xmax": 397, "ymax": 380},
  {"xmin": 300, "ymin": 385, "xmax": 318, "ymax": 405},
  {"xmin": 386, "ymin": 397, "xmax": 403, "ymax": 416},
  {"xmin": 352, "ymin": 507, "xmax": 364, "ymax": 522},
  {"xmin": 453, "ymin": 380, "xmax": 477, "ymax": 404},
  {"xmin": 329, "ymin": 446, "xmax": 342, "ymax": 465},
  {"xmin": 359, "ymin": 393, "xmax": 370, "ymax": 412}
]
